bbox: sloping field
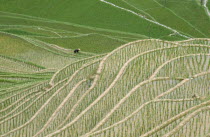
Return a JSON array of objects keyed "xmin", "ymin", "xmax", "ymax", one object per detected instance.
[
  {"xmin": 0, "ymin": 39, "xmax": 209, "ymax": 137},
  {"xmin": 0, "ymin": 12, "xmax": 147, "ymax": 54},
  {"xmin": 0, "ymin": 0, "xmax": 209, "ymax": 58},
  {"xmin": 0, "ymin": 0, "xmax": 209, "ymax": 136},
  {"xmin": 106, "ymin": 0, "xmax": 210, "ymax": 37},
  {"xmin": 0, "ymin": 0, "xmax": 209, "ymax": 40},
  {"xmin": 0, "ymin": 32, "xmax": 95, "ymax": 70}
]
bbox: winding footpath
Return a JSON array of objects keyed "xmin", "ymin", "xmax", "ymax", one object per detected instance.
[{"xmin": 99, "ymin": 0, "xmax": 190, "ymax": 39}]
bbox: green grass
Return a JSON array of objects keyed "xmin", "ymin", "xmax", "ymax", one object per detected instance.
[
  {"xmin": 0, "ymin": 0, "xmax": 173, "ymax": 39},
  {"xmin": 114, "ymin": 0, "xmax": 210, "ymax": 37},
  {"xmin": 0, "ymin": 29, "xmax": 47, "ymax": 37},
  {"xmin": 0, "ymin": 0, "xmax": 208, "ymax": 56},
  {"xmin": 0, "ymin": 32, "xmax": 85, "ymax": 69},
  {"xmin": 0, "ymin": 14, "xmax": 147, "ymax": 39},
  {"xmin": 0, "ymin": 14, "xmax": 149, "ymax": 54},
  {"xmin": 36, "ymin": 34, "xmax": 125, "ymax": 53},
  {"xmin": 0, "ymin": 0, "xmax": 208, "ymax": 39}
]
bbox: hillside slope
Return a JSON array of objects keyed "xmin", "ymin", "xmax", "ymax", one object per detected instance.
[
  {"xmin": 0, "ymin": 0, "xmax": 209, "ymax": 41},
  {"xmin": 0, "ymin": 39, "xmax": 209, "ymax": 137}
]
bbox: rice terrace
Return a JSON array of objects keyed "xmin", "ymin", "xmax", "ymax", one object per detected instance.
[{"xmin": 0, "ymin": 0, "xmax": 209, "ymax": 136}]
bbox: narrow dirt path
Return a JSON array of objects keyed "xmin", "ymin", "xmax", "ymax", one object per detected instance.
[{"xmin": 99, "ymin": 0, "xmax": 190, "ymax": 39}]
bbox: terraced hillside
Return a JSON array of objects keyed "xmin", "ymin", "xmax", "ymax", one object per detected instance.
[
  {"xmin": 0, "ymin": 0, "xmax": 209, "ymax": 56},
  {"xmin": 0, "ymin": 39, "xmax": 209, "ymax": 137}
]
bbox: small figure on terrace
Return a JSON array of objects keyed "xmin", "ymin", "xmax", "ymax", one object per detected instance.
[{"xmin": 74, "ymin": 49, "xmax": 80, "ymax": 53}]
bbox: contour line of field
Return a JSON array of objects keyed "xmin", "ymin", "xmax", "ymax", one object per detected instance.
[
  {"xmin": 0, "ymin": 23, "xmax": 133, "ymax": 45},
  {"xmin": 0, "ymin": 78, "xmax": 68, "ymax": 127},
  {"xmin": 0, "ymin": 31, "xmax": 89, "ymax": 60},
  {"xmin": 2, "ymin": 13, "xmax": 207, "ymax": 42},
  {"xmin": 24, "ymin": 37, "xmax": 96, "ymax": 57},
  {"xmin": 0, "ymin": 92, "xmax": 42, "ymax": 121},
  {"xmin": 0, "ymin": 91, "xmax": 43, "ymax": 114},
  {"xmin": 62, "ymin": 48, "xmax": 210, "ymax": 128},
  {"xmin": 0, "ymin": 83, "xmax": 46, "ymax": 113},
  {"xmin": 0, "ymin": 23, "xmax": 146, "ymax": 42},
  {"xmin": 52, "ymin": 40, "xmax": 210, "ymax": 127},
  {"xmin": 0, "ymin": 24, "xmax": 82, "ymax": 35},
  {"xmin": 122, "ymin": 0, "xmax": 207, "ymax": 38},
  {"xmin": 46, "ymin": 46, "xmax": 210, "ymax": 136},
  {"xmin": 86, "ymin": 98, "xmax": 198, "ymax": 136},
  {"xmin": 0, "ymin": 66, "xmax": 56, "ymax": 75},
  {"xmin": 0, "ymin": 30, "xmax": 99, "ymax": 56},
  {"xmin": 140, "ymin": 100, "xmax": 210, "ymax": 137},
  {"xmin": 154, "ymin": 70, "xmax": 210, "ymax": 99},
  {"xmin": 81, "ymin": 54, "xmax": 210, "ymax": 136},
  {"xmin": 50, "ymin": 54, "xmax": 105, "ymax": 85},
  {"xmin": 121, "ymin": 0, "xmax": 157, "ymax": 21},
  {"xmin": 33, "ymin": 79, "xmax": 88, "ymax": 137},
  {"xmin": 0, "ymin": 12, "xmax": 148, "ymax": 39},
  {"xmin": 0, "ymin": 25, "xmax": 63, "ymax": 37},
  {"xmin": 152, "ymin": 0, "xmax": 208, "ymax": 37},
  {"xmin": 33, "ymin": 60, "xmax": 104, "ymax": 135},
  {"xmin": 162, "ymin": 106, "xmax": 210, "ymax": 137},
  {"xmin": 0, "ymin": 79, "xmax": 44, "ymax": 94},
  {"xmin": 26, "ymin": 31, "xmax": 124, "ymax": 40},
  {"xmin": 86, "ymin": 71, "xmax": 210, "ymax": 136},
  {"xmin": 90, "ymin": 100, "xmax": 210, "ymax": 137},
  {"xmin": 99, "ymin": 0, "xmax": 191, "ymax": 39},
  {"xmin": 49, "ymin": 40, "xmax": 180, "ymax": 129},
  {"xmin": 21, "ymin": 37, "xmax": 89, "ymax": 58},
  {"xmin": 0, "ymin": 59, "xmax": 101, "ymax": 136},
  {"xmin": 0, "ymin": 54, "xmax": 45, "ymax": 70},
  {"xmin": 0, "ymin": 81, "xmax": 68, "ymax": 136},
  {"xmin": 0, "ymin": 51, "xmax": 208, "ymax": 135},
  {"xmin": 24, "ymin": 59, "xmax": 102, "ymax": 136},
  {"xmin": 50, "ymin": 38, "xmax": 210, "ymax": 85},
  {"xmin": 30, "ymin": 33, "xmax": 129, "ymax": 43},
  {"xmin": 1, "ymin": 39, "xmax": 162, "ymax": 135},
  {"xmin": 0, "ymin": 66, "xmax": 34, "ymax": 74},
  {"xmin": 0, "ymin": 24, "xmax": 143, "ymax": 42},
  {"xmin": 1, "ymin": 39, "xmax": 208, "ymax": 135},
  {"xmin": 174, "ymin": 38, "xmax": 210, "ymax": 44},
  {"xmin": 0, "ymin": 80, "xmax": 48, "ymax": 100}
]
